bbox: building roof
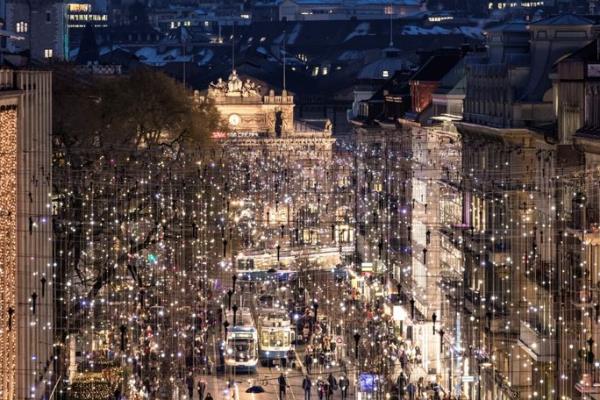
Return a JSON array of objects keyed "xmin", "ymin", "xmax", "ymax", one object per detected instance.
[
  {"xmin": 485, "ymin": 20, "xmax": 528, "ymax": 34},
  {"xmin": 410, "ymin": 51, "xmax": 462, "ymax": 82},
  {"xmin": 530, "ymin": 14, "xmax": 594, "ymax": 26},
  {"xmin": 357, "ymin": 49, "xmax": 413, "ymax": 80},
  {"xmin": 287, "ymin": 0, "xmax": 421, "ymax": 4},
  {"xmin": 560, "ymin": 38, "xmax": 600, "ymax": 63}
]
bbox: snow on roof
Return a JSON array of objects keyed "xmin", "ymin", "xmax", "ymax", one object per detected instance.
[
  {"xmin": 458, "ymin": 26, "xmax": 484, "ymax": 39},
  {"xmin": 344, "ymin": 22, "xmax": 370, "ymax": 42},
  {"xmin": 402, "ymin": 25, "xmax": 452, "ymax": 35},
  {"xmin": 338, "ymin": 50, "xmax": 363, "ymax": 61},
  {"xmin": 135, "ymin": 47, "xmax": 193, "ymax": 66},
  {"xmin": 197, "ymin": 48, "xmax": 214, "ymax": 65},
  {"xmin": 287, "ymin": 23, "xmax": 302, "ymax": 45},
  {"xmin": 401, "ymin": 25, "xmax": 482, "ymax": 38}
]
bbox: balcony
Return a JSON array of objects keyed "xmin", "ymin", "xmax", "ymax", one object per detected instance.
[{"xmin": 518, "ymin": 319, "xmax": 555, "ymax": 362}]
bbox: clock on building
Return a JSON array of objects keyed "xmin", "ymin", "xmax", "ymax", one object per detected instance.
[{"xmin": 228, "ymin": 113, "xmax": 242, "ymax": 126}]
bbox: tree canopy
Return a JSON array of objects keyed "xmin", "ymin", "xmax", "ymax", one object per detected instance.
[
  {"xmin": 52, "ymin": 67, "xmax": 223, "ymax": 333},
  {"xmin": 54, "ymin": 67, "xmax": 221, "ymax": 154}
]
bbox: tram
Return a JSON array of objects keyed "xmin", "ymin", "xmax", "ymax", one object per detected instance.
[
  {"xmin": 222, "ymin": 307, "xmax": 259, "ymax": 372},
  {"xmin": 257, "ymin": 308, "xmax": 295, "ymax": 366}
]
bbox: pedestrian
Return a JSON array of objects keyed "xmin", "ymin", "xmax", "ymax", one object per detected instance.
[
  {"xmin": 305, "ymin": 353, "xmax": 313, "ymax": 374},
  {"xmin": 205, "ymin": 393, "xmax": 213, "ymax": 400},
  {"xmin": 322, "ymin": 381, "xmax": 330, "ymax": 400},
  {"xmin": 302, "ymin": 375, "xmax": 312, "ymax": 400},
  {"xmin": 327, "ymin": 373, "xmax": 337, "ymax": 400},
  {"xmin": 396, "ymin": 373, "xmax": 407, "ymax": 399},
  {"xmin": 400, "ymin": 351, "xmax": 408, "ymax": 371},
  {"xmin": 338, "ymin": 374, "xmax": 349, "ymax": 400},
  {"xmin": 186, "ymin": 374, "xmax": 194, "ymax": 399},
  {"xmin": 198, "ymin": 381, "xmax": 207, "ymax": 400},
  {"xmin": 278, "ymin": 373, "xmax": 287, "ymax": 400},
  {"xmin": 432, "ymin": 384, "xmax": 441, "ymax": 400},
  {"xmin": 317, "ymin": 380, "xmax": 325, "ymax": 400},
  {"xmin": 406, "ymin": 382, "xmax": 416, "ymax": 400}
]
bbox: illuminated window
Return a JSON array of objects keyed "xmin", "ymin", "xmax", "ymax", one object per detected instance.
[
  {"xmin": 16, "ymin": 21, "xmax": 28, "ymax": 32},
  {"xmin": 44, "ymin": 49, "xmax": 53, "ymax": 59}
]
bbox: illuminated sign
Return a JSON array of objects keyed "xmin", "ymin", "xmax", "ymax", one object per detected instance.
[
  {"xmin": 68, "ymin": 3, "xmax": 92, "ymax": 12},
  {"xmin": 358, "ymin": 373, "xmax": 377, "ymax": 393},
  {"xmin": 228, "ymin": 131, "xmax": 259, "ymax": 138},
  {"xmin": 212, "ymin": 131, "xmax": 260, "ymax": 139},
  {"xmin": 211, "ymin": 131, "xmax": 227, "ymax": 139}
]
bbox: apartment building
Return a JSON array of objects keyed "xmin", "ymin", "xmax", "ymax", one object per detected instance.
[
  {"xmin": 0, "ymin": 69, "xmax": 54, "ymax": 400},
  {"xmin": 455, "ymin": 15, "xmax": 599, "ymax": 400},
  {"xmin": 5, "ymin": 0, "xmax": 67, "ymax": 61}
]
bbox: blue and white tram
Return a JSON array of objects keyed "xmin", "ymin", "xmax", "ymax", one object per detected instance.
[
  {"xmin": 258, "ymin": 309, "xmax": 295, "ymax": 366},
  {"xmin": 223, "ymin": 308, "xmax": 259, "ymax": 372}
]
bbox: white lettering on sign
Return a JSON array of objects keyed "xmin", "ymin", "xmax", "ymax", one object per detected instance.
[{"xmin": 228, "ymin": 131, "xmax": 259, "ymax": 138}]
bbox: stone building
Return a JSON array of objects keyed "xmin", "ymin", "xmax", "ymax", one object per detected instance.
[
  {"xmin": 203, "ymin": 72, "xmax": 346, "ymax": 272},
  {"xmin": 455, "ymin": 15, "xmax": 599, "ymax": 400},
  {"xmin": 0, "ymin": 69, "xmax": 54, "ymax": 400},
  {"xmin": 553, "ymin": 38, "xmax": 600, "ymax": 399},
  {"xmin": 351, "ymin": 15, "xmax": 600, "ymax": 399},
  {"xmin": 5, "ymin": 0, "xmax": 67, "ymax": 61}
]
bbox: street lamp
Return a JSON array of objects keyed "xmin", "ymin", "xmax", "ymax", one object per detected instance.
[
  {"xmin": 353, "ymin": 332, "xmax": 361, "ymax": 361},
  {"xmin": 232, "ymin": 304, "xmax": 239, "ymax": 326},
  {"xmin": 119, "ymin": 324, "xmax": 127, "ymax": 352},
  {"xmin": 227, "ymin": 289, "xmax": 233, "ymax": 310},
  {"xmin": 223, "ymin": 320, "xmax": 230, "ymax": 336}
]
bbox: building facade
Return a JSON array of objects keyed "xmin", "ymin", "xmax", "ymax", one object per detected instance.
[
  {"xmin": 5, "ymin": 0, "xmax": 67, "ymax": 61},
  {"xmin": 203, "ymin": 72, "xmax": 349, "ymax": 273},
  {"xmin": 279, "ymin": 0, "xmax": 425, "ymax": 21},
  {"xmin": 0, "ymin": 69, "xmax": 54, "ymax": 400}
]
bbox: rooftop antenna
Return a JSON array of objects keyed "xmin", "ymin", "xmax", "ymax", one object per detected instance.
[
  {"xmin": 282, "ymin": 30, "xmax": 286, "ymax": 92},
  {"xmin": 231, "ymin": 21, "xmax": 236, "ymax": 72},
  {"xmin": 388, "ymin": 3, "xmax": 394, "ymax": 47}
]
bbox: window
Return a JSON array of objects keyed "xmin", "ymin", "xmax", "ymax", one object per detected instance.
[
  {"xmin": 44, "ymin": 49, "xmax": 53, "ymax": 59},
  {"xmin": 16, "ymin": 21, "xmax": 28, "ymax": 32}
]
